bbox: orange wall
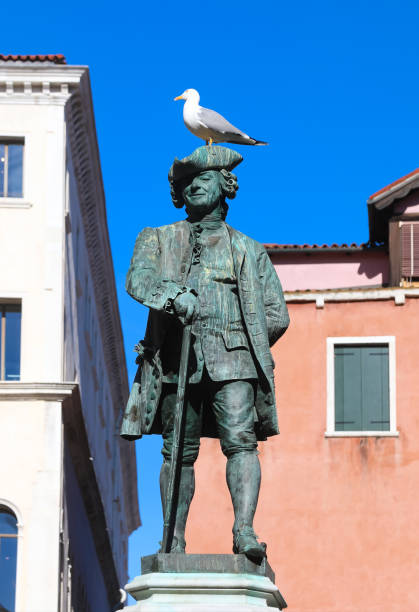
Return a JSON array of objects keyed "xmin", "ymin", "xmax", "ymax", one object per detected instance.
[{"xmin": 186, "ymin": 297, "xmax": 419, "ymax": 612}]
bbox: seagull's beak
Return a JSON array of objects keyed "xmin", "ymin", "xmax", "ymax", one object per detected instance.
[{"xmin": 174, "ymin": 94, "xmax": 184, "ymax": 101}]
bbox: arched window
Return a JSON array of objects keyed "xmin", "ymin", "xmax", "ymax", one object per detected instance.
[{"xmin": 0, "ymin": 506, "xmax": 18, "ymax": 612}]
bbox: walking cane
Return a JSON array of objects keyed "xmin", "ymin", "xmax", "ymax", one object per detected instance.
[{"xmin": 161, "ymin": 323, "xmax": 192, "ymax": 553}]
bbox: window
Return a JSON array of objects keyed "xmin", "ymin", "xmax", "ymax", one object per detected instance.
[
  {"xmin": 0, "ymin": 305, "xmax": 21, "ymax": 381},
  {"xmin": 326, "ymin": 337, "xmax": 397, "ymax": 436},
  {"xmin": 0, "ymin": 506, "xmax": 18, "ymax": 612},
  {"xmin": 0, "ymin": 141, "xmax": 24, "ymax": 198}
]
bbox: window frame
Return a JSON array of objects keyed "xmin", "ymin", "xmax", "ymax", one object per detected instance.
[
  {"xmin": 326, "ymin": 336, "xmax": 398, "ymax": 437},
  {"xmin": 0, "ymin": 135, "xmax": 31, "ymax": 208},
  {"xmin": 0, "ymin": 301, "xmax": 22, "ymax": 382},
  {"xmin": 0, "ymin": 138, "xmax": 24, "ymax": 199}
]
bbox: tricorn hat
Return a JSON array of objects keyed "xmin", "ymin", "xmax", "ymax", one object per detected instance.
[{"xmin": 168, "ymin": 145, "xmax": 243, "ymax": 184}]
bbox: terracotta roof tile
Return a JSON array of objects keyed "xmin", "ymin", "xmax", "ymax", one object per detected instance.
[
  {"xmin": 264, "ymin": 242, "xmax": 370, "ymax": 251},
  {"xmin": 0, "ymin": 54, "xmax": 66, "ymax": 64},
  {"xmin": 369, "ymin": 168, "xmax": 419, "ymax": 200}
]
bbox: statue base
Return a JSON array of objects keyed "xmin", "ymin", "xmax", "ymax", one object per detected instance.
[{"xmin": 124, "ymin": 553, "xmax": 287, "ymax": 611}]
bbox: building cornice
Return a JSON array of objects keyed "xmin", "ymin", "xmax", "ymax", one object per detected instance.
[
  {"xmin": 285, "ymin": 286, "xmax": 419, "ymax": 308},
  {"xmin": 0, "ymin": 65, "xmax": 86, "ymax": 106},
  {"xmin": 65, "ymin": 72, "xmax": 140, "ymax": 534},
  {"xmin": 0, "ymin": 381, "xmax": 77, "ymax": 401},
  {"xmin": 0, "ymin": 64, "xmax": 86, "ymax": 79}
]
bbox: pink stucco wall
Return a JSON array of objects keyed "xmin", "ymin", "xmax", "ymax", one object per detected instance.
[
  {"xmin": 272, "ymin": 250, "xmax": 389, "ymax": 291},
  {"xmin": 186, "ymin": 298, "xmax": 419, "ymax": 612}
]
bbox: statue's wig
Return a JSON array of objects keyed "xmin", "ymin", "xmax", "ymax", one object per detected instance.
[{"xmin": 170, "ymin": 169, "xmax": 239, "ymax": 211}]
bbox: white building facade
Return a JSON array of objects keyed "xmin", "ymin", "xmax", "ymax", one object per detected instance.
[{"xmin": 0, "ymin": 55, "xmax": 140, "ymax": 612}]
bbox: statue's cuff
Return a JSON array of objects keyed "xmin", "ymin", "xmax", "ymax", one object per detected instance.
[{"xmin": 164, "ymin": 286, "xmax": 197, "ymax": 315}]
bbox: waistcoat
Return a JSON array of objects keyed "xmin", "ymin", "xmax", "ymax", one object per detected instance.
[{"xmin": 161, "ymin": 221, "xmax": 257, "ymax": 383}]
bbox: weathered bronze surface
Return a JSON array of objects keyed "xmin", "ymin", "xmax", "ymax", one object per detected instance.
[
  {"xmin": 141, "ymin": 553, "xmax": 276, "ymax": 583},
  {"xmin": 121, "ymin": 145, "xmax": 289, "ymax": 560}
]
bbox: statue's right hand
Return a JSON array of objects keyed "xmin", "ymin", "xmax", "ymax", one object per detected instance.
[{"xmin": 173, "ymin": 292, "xmax": 198, "ymax": 324}]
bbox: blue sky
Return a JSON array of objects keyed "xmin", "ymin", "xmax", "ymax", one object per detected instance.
[{"xmin": 4, "ymin": 0, "xmax": 419, "ymax": 585}]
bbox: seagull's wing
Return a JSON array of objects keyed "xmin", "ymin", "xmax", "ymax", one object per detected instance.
[
  {"xmin": 198, "ymin": 106, "xmax": 249, "ymax": 139},
  {"xmin": 198, "ymin": 106, "xmax": 267, "ymax": 145}
]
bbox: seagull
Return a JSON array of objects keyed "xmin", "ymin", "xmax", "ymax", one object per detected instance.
[{"xmin": 174, "ymin": 88, "xmax": 268, "ymax": 146}]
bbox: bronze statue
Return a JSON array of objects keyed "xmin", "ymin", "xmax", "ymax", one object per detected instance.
[{"xmin": 121, "ymin": 146, "xmax": 289, "ymax": 560}]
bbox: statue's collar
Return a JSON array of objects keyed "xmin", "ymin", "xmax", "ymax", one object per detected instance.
[{"xmin": 186, "ymin": 218, "xmax": 224, "ymax": 231}]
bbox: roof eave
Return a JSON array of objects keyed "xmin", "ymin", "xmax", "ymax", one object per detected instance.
[
  {"xmin": 265, "ymin": 246, "xmax": 384, "ymax": 255},
  {"xmin": 368, "ymin": 172, "xmax": 419, "ymax": 210},
  {"xmin": 367, "ymin": 173, "xmax": 419, "ymax": 243}
]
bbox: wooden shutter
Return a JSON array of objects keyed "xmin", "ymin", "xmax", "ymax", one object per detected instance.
[
  {"xmin": 334, "ymin": 345, "xmax": 390, "ymax": 431},
  {"xmin": 361, "ymin": 345, "xmax": 389, "ymax": 431},
  {"xmin": 400, "ymin": 222, "xmax": 419, "ymax": 277},
  {"xmin": 334, "ymin": 347, "xmax": 362, "ymax": 431}
]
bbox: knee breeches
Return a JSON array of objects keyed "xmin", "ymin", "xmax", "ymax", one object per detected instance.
[{"xmin": 161, "ymin": 376, "xmax": 258, "ymax": 465}]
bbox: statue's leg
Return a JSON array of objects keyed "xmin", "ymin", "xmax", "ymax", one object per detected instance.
[
  {"xmin": 226, "ymin": 449, "xmax": 261, "ymax": 537},
  {"xmin": 160, "ymin": 383, "xmax": 202, "ymax": 553},
  {"xmin": 212, "ymin": 379, "xmax": 266, "ymax": 560}
]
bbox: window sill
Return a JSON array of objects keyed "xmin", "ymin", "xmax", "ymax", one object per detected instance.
[
  {"xmin": 325, "ymin": 430, "xmax": 399, "ymax": 438},
  {"xmin": 0, "ymin": 199, "xmax": 32, "ymax": 208}
]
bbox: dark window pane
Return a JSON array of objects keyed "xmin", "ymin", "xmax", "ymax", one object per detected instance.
[
  {"xmin": 0, "ymin": 510, "xmax": 17, "ymax": 535},
  {"xmin": 7, "ymin": 145, "xmax": 23, "ymax": 198},
  {"xmin": 0, "ymin": 536, "xmax": 17, "ymax": 612},
  {"xmin": 334, "ymin": 344, "xmax": 390, "ymax": 432},
  {"xmin": 5, "ymin": 307, "xmax": 21, "ymax": 381},
  {"xmin": 0, "ymin": 144, "xmax": 5, "ymax": 196}
]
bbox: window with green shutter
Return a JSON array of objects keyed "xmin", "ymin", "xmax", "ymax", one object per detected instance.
[{"xmin": 334, "ymin": 344, "xmax": 390, "ymax": 432}]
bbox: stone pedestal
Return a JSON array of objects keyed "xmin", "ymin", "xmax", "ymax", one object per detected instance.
[{"xmin": 124, "ymin": 554, "xmax": 287, "ymax": 611}]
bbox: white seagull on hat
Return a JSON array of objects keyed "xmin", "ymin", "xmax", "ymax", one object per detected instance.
[{"xmin": 174, "ymin": 88, "xmax": 268, "ymax": 147}]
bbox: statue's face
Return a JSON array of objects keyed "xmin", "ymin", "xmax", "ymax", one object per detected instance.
[{"xmin": 183, "ymin": 170, "xmax": 222, "ymax": 216}]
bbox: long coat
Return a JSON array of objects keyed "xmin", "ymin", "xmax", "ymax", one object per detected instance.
[{"xmin": 120, "ymin": 220, "xmax": 289, "ymax": 441}]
